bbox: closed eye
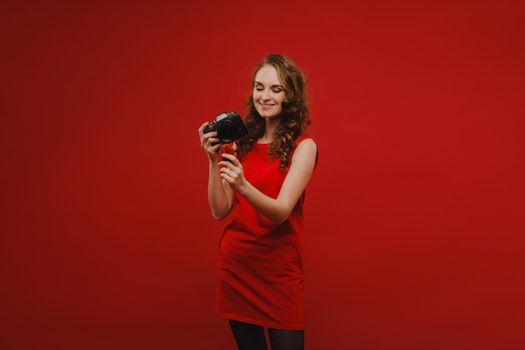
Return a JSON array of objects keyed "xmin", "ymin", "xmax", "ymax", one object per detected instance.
[
  {"xmin": 255, "ymin": 87, "xmax": 283, "ymax": 93},
  {"xmin": 254, "ymin": 82, "xmax": 284, "ymax": 92}
]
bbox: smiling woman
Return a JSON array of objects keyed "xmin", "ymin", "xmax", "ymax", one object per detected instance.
[
  {"xmin": 238, "ymin": 55, "xmax": 313, "ymax": 172},
  {"xmin": 253, "ymin": 67, "xmax": 287, "ymax": 119},
  {"xmin": 198, "ymin": 54, "xmax": 317, "ymax": 350}
]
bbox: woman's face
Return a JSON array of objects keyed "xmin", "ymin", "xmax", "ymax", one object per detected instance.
[{"xmin": 253, "ymin": 64, "xmax": 286, "ymax": 119}]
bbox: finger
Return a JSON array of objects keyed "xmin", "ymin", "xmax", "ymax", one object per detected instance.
[
  {"xmin": 221, "ymin": 153, "xmax": 241, "ymax": 167},
  {"xmin": 203, "ymin": 137, "xmax": 215, "ymax": 146},
  {"xmin": 223, "ymin": 166, "xmax": 242, "ymax": 180},
  {"xmin": 220, "ymin": 172, "xmax": 234, "ymax": 183},
  {"xmin": 198, "ymin": 122, "xmax": 207, "ymax": 131},
  {"xmin": 205, "ymin": 139, "xmax": 221, "ymax": 151},
  {"xmin": 203, "ymin": 131, "xmax": 218, "ymax": 139},
  {"xmin": 220, "ymin": 166, "xmax": 236, "ymax": 177},
  {"xmin": 219, "ymin": 161, "xmax": 237, "ymax": 172},
  {"xmin": 208, "ymin": 143, "xmax": 221, "ymax": 153},
  {"xmin": 198, "ymin": 122, "xmax": 208, "ymax": 136}
]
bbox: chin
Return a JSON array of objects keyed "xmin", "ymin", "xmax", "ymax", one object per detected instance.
[{"xmin": 258, "ymin": 109, "xmax": 281, "ymax": 118}]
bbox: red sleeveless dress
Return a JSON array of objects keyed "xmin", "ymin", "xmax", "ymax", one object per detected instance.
[{"xmin": 215, "ymin": 134, "xmax": 317, "ymax": 330}]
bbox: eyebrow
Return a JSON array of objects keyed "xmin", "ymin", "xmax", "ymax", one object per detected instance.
[{"xmin": 254, "ymin": 81, "xmax": 284, "ymax": 88}]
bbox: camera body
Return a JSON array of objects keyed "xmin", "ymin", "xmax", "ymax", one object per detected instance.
[{"xmin": 203, "ymin": 111, "xmax": 247, "ymax": 144}]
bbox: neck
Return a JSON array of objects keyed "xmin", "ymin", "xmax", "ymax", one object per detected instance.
[{"xmin": 260, "ymin": 117, "xmax": 280, "ymax": 143}]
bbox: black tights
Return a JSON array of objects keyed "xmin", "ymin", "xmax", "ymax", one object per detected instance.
[{"xmin": 228, "ymin": 319, "xmax": 304, "ymax": 350}]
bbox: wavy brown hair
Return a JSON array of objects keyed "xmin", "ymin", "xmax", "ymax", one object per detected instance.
[{"xmin": 236, "ymin": 54, "xmax": 311, "ymax": 171}]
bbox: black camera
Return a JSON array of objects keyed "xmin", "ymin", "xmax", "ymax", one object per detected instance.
[{"xmin": 203, "ymin": 111, "xmax": 247, "ymax": 144}]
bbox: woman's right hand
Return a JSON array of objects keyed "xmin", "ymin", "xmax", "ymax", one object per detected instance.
[{"xmin": 198, "ymin": 122, "xmax": 221, "ymax": 162}]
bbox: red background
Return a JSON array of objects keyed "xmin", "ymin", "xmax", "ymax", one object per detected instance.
[{"xmin": 1, "ymin": 1, "xmax": 524, "ymax": 349}]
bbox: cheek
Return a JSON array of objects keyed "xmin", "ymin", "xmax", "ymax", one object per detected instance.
[{"xmin": 252, "ymin": 95, "xmax": 257, "ymax": 106}]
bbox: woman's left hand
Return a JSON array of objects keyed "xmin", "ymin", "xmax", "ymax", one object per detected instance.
[{"xmin": 219, "ymin": 153, "xmax": 247, "ymax": 193}]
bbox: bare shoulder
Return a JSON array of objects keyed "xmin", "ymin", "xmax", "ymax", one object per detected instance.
[
  {"xmin": 294, "ymin": 138, "xmax": 317, "ymax": 156},
  {"xmin": 291, "ymin": 138, "xmax": 317, "ymax": 166},
  {"xmin": 296, "ymin": 137, "xmax": 317, "ymax": 150}
]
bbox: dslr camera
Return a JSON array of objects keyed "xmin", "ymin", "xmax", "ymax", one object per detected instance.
[{"xmin": 203, "ymin": 111, "xmax": 247, "ymax": 144}]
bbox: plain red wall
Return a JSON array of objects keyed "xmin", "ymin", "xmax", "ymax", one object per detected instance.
[{"xmin": 1, "ymin": 1, "xmax": 524, "ymax": 349}]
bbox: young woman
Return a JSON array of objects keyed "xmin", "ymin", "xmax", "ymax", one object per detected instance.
[{"xmin": 198, "ymin": 54, "xmax": 318, "ymax": 350}]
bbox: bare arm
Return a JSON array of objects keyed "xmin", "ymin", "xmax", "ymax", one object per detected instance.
[
  {"xmin": 198, "ymin": 122, "xmax": 235, "ymax": 220},
  {"xmin": 219, "ymin": 138, "xmax": 317, "ymax": 224},
  {"xmin": 207, "ymin": 160, "xmax": 234, "ymax": 220}
]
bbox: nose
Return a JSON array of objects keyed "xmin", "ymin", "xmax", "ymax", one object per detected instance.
[{"xmin": 261, "ymin": 88, "xmax": 271, "ymax": 100}]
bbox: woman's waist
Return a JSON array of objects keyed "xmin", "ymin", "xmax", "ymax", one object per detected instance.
[{"xmin": 219, "ymin": 229, "xmax": 303, "ymax": 258}]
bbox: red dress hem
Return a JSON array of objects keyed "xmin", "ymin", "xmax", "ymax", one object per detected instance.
[{"xmin": 215, "ymin": 306, "xmax": 305, "ymax": 331}]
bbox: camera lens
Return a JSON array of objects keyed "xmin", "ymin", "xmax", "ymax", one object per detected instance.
[{"xmin": 219, "ymin": 121, "xmax": 236, "ymax": 143}]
